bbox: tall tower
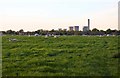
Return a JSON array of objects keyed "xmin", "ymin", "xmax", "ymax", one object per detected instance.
[{"xmin": 88, "ymin": 19, "xmax": 90, "ymax": 30}]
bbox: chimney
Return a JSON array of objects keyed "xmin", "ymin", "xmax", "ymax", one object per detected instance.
[{"xmin": 88, "ymin": 19, "xmax": 90, "ymax": 30}]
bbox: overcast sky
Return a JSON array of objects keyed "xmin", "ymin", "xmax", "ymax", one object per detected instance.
[{"xmin": 0, "ymin": 0, "xmax": 119, "ymax": 31}]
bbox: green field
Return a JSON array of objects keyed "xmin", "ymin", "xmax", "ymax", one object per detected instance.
[
  {"xmin": 0, "ymin": 36, "xmax": 2, "ymax": 78},
  {"xmin": 2, "ymin": 35, "xmax": 119, "ymax": 76}
]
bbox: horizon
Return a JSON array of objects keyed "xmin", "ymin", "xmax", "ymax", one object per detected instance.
[
  {"xmin": 0, "ymin": 0, "xmax": 119, "ymax": 32},
  {"xmin": 0, "ymin": 26, "xmax": 119, "ymax": 32}
]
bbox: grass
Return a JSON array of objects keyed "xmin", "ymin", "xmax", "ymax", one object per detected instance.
[
  {"xmin": 0, "ymin": 36, "xmax": 2, "ymax": 77},
  {"xmin": 2, "ymin": 35, "xmax": 119, "ymax": 76}
]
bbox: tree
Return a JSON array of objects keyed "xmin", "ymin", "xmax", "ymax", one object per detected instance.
[
  {"xmin": 51, "ymin": 29, "xmax": 55, "ymax": 32},
  {"xmin": 2, "ymin": 31, "xmax": 6, "ymax": 34},
  {"xmin": 6, "ymin": 30, "xmax": 15, "ymax": 34},
  {"xmin": 19, "ymin": 29, "xmax": 24, "ymax": 33},
  {"xmin": 92, "ymin": 28, "xmax": 99, "ymax": 32},
  {"xmin": 37, "ymin": 29, "xmax": 44, "ymax": 34},
  {"xmin": 100, "ymin": 30, "xmax": 105, "ymax": 32},
  {"xmin": 106, "ymin": 29, "xmax": 112, "ymax": 34},
  {"xmin": 99, "ymin": 30, "xmax": 105, "ymax": 35},
  {"xmin": 18, "ymin": 29, "xmax": 24, "ymax": 35},
  {"xmin": 91, "ymin": 28, "xmax": 99, "ymax": 35}
]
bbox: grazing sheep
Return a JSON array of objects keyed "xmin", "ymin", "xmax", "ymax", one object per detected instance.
[
  {"xmin": 28, "ymin": 35, "xmax": 31, "ymax": 37},
  {"xmin": 99, "ymin": 35, "xmax": 102, "ymax": 37},
  {"xmin": 107, "ymin": 34, "xmax": 110, "ymax": 36},
  {"xmin": 45, "ymin": 35, "xmax": 48, "ymax": 38},
  {"xmin": 54, "ymin": 35, "xmax": 57, "ymax": 38},
  {"xmin": 9, "ymin": 38, "xmax": 18, "ymax": 42},
  {"xmin": 8, "ymin": 38, "xmax": 26, "ymax": 42},
  {"xmin": 54, "ymin": 35, "xmax": 60, "ymax": 38},
  {"xmin": 54, "ymin": 35, "xmax": 59, "ymax": 38},
  {"xmin": 34, "ymin": 33, "xmax": 39, "ymax": 36}
]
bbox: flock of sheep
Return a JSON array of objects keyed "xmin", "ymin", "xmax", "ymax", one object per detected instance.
[{"xmin": 8, "ymin": 34, "xmax": 60, "ymax": 42}]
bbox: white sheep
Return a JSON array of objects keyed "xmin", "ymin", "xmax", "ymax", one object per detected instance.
[
  {"xmin": 9, "ymin": 38, "xmax": 18, "ymax": 42},
  {"xmin": 54, "ymin": 35, "xmax": 59, "ymax": 38},
  {"xmin": 45, "ymin": 35, "xmax": 48, "ymax": 38}
]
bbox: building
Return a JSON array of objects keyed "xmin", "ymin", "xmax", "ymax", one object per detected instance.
[
  {"xmin": 83, "ymin": 26, "xmax": 89, "ymax": 32},
  {"xmin": 69, "ymin": 26, "xmax": 74, "ymax": 31},
  {"xmin": 69, "ymin": 26, "xmax": 79, "ymax": 31},
  {"xmin": 74, "ymin": 26, "xmax": 79, "ymax": 31},
  {"xmin": 88, "ymin": 19, "xmax": 90, "ymax": 30},
  {"xmin": 83, "ymin": 19, "xmax": 90, "ymax": 32}
]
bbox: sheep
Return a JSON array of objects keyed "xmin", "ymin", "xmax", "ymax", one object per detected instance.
[
  {"xmin": 54, "ymin": 35, "xmax": 60, "ymax": 38},
  {"xmin": 45, "ymin": 35, "xmax": 48, "ymax": 38},
  {"xmin": 34, "ymin": 33, "xmax": 39, "ymax": 36},
  {"xmin": 28, "ymin": 35, "xmax": 31, "ymax": 37},
  {"xmin": 9, "ymin": 38, "xmax": 18, "ymax": 42},
  {"xmin": 54, "ymin": 35, "xmax": 57, "ymax": 38},
  {"xmin": 99, "ymin": 35, "xmax": 103, "ymax": 37},
  {"xmin": 8, "ymin": 38, "xmax": 27, "ymax": 42}
]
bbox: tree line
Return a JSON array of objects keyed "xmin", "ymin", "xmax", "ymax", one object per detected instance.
[{"xmin": 1, "ymin": 28, "xmax": 120, "ymax": 36}]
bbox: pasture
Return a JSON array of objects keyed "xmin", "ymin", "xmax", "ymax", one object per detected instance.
[{"xmin": 2, "ymin": 35, "xmax": 119, "ymax": 76}]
